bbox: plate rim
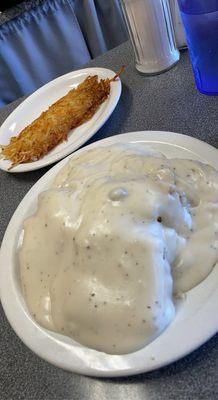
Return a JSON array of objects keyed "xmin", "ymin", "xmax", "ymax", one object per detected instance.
[
  {"xmin": 0, "ymin": 130, "xmax": 218, "ymax": 377},
  {"xmin": 0, "ymin": 67, "xmax": 121, "ymax": 173}
]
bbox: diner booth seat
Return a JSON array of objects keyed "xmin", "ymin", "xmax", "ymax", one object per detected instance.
[{"xmin": 0, "ymin": 0, "xmax": 127, "ymax": 107}]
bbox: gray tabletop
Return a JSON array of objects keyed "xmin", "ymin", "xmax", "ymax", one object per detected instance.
[{"xmin": 0, "ymin": 41, "xmax": 218, "ymax": 400}]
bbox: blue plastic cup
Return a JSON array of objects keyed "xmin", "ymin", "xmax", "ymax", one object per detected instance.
[{"xmin": 177, "ymin": 0, "xmax": 218, "ymax": 95}]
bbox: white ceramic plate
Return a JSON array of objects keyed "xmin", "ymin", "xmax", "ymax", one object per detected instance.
[
  {"xmin": 0, "ymin": 67, "xmax": 121, "ymax": 173},
  {"xmin": 0, "ymin": 131, "xmax": 218, "ymax": 377}
]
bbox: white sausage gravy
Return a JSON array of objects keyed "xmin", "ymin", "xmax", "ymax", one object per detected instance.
[{"xmin": 19, "ymin": 144, "xmax": 218, "ymax": 354}]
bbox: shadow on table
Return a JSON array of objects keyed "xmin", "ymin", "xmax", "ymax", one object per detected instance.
[{"xmin": 85, "ymin": 82, "xmax": 133, "ymax": 145}]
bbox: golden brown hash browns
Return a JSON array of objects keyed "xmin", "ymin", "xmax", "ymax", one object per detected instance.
[{"xmin": 0, "ymin": 68, "xmax": 123, "ymax": 168}]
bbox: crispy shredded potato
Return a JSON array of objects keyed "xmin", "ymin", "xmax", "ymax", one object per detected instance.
[{"xmin": 0, "ymin": 67, "xmax": 124, "ymax": 169}]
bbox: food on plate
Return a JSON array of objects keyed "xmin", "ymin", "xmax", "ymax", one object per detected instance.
[
  {"xmin": 19, "ymin": 143, "xmax": 218, "ymax": 354},
  {"xmin": 0, "ymin": 68, "xmax": 123, "ymax": 169}
]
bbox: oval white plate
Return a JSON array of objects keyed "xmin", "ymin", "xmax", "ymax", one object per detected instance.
[
  {"xmin": 0, "ymin": 131, "xmax": 218, "ymax": 377},
  {"xmin": 0, "ymin": 67, "xmax": 121, "ymax": 173}
]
